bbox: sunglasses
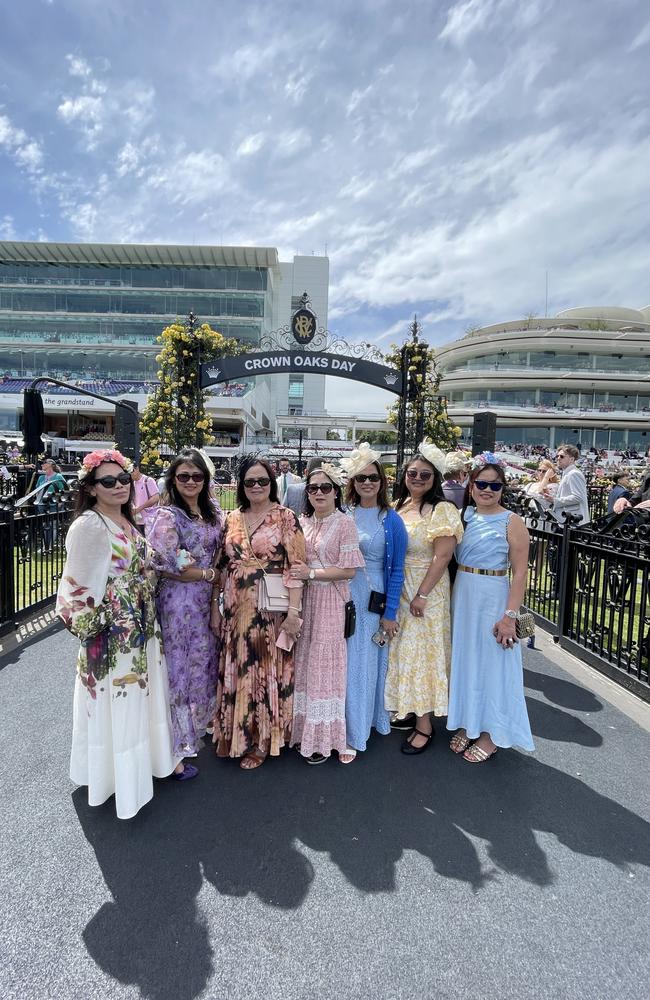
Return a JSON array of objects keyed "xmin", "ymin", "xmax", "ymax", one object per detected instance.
[
  {"xmin": 474, "ymin": 480, "xmax": 503, "ymax": 492},
  {"xmin": 406, "ymin": 469, "xmax": 432, "ymax": 481},
  {"xmin": 176, "ymin": 472, "xmax": 205, "ymax": 484},
  {"xmin": 243, "ymin": 476, "xmax": 271, "ymax": 488},
  {"xmin": 95, "ymin": 472, "xmax": 132, "ymax": 489},
  {"xmin": 354, "ymin": 473, "xmax": 381, "ymax": 483},
  {"xmin": 306, "ymin": 482, "xmax": 334, "ymax": 495}
]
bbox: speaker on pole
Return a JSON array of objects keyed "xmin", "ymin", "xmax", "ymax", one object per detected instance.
[
  {"xmin": 471, "ymin": 410, "xmax": 497, "ymax": 455},
  {"xmin": 115, "ymin": 400, "xmax": 140, "ymax": 462}
]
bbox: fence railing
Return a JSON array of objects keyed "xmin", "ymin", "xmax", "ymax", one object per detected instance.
[
  {"xmin": 0, "ymin": 498, "xmax": 77, "ymax": 636},
  {"xmin": 520, "ymin": 505, "xmax": 650, "ymax": 702}
]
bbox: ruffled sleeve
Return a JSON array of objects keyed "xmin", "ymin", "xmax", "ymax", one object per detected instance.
[
  {"xmin": 280, "ymin": 507, "xmax": 306, "ymax": 589},
  {"xmin": 56, "ymin": 513, "xmax": 113, "ymax": 640},
  {"xmin": 337, "ymin": 513, "xmax": 365, "ymax": 569},
  {"xmin": 145, "ymin": 506, "xmax": 183, "ymax": 575},
  {"xmin": 426, "ymin": 501, "xmax": 464, "ymax": 544}
]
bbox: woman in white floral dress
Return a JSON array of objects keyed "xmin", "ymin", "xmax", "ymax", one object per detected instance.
[
  {"xmin": 56, "ymin": 450, "xmax": 181, "ymax": 820},
  {"xmin": 385, "ymin": 441, "xmax": 464, "ymax": 755}
]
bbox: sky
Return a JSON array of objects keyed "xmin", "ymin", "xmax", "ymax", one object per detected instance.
[{"xmin": 1, "ymin": 0, "xmax": 650, "ymax": 414}]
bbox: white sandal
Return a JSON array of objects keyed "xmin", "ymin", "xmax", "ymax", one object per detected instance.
[{"xmin": 338, "ymin": 747, "xmax": 357, "ymax": 765}]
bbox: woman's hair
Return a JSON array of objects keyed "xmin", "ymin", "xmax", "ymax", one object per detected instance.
[
  {"xmin": 303, "ymin": 468, "xmax": 344, "ymax": 517},
  {"xmin": 462, "ymin": 463, "xmax": 508, "ymax": 510},
  {"xmin": 344, "ymin": 460, "xmax": 390, "ymax": 510},
  {"xmin": 236, "ymin": 455, "xmax": 279, "ymax": 510},
  {"xmin": 74, "ymin": 460, "xmax": 136, "ymax": 526},
  {"xmin": 538, "ymin": 459, "xmax": 558, "ymax": 483},
  {"xmin": 394, "ymin": 453, "xmax": 446, "ymax": 512},
  {"xmin": 164, "ymin": 448, "xmax": 216, "ymax": 523}
]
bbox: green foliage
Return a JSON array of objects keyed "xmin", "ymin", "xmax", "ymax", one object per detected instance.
[
  {"xmin": 139, "ymin": 317, "xmax": 242, "ymax": 472},
  {"xmin": 384, "ymin": 335, "xmax": 462, "ymax": 451}
]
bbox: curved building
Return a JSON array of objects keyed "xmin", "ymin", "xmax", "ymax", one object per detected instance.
[{"xmin": 437, "ymin": 307, "xmax": 650, "ymax": 451}]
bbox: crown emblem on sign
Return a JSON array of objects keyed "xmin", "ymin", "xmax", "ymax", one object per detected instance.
[
  {"xmin": 206, "ymin": 366, "xmax": 221, "ymax": 379},
  {"xmin": 384, "ymin": 371, "xmax": 399, "ymax": 386}
]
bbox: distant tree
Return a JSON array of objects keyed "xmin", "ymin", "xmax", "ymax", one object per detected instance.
[{"xmin": 139, "ymin": 314, "xmax": 241, "ymax": 472}]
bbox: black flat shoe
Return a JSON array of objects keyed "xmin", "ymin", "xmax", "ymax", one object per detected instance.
[
  {"xmin": 401, "ymin": 728, "xmax": 433, "ymax": 755},
  {"xmin": 306, "ymin": 752, "xmax": 329, "ymax": 765},
  {"xmin": 390, "ymin": 713, "xmax": 416, "ymax": 731}
]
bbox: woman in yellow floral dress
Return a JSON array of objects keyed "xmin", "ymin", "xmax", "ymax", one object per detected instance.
[{"xmin": 385, "ymin": 441, "xmax": 464, "ymax": 754}]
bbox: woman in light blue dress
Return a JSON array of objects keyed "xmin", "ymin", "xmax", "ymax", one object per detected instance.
[
  {"xmin": 447, "ymin": 455, "xmax": 534, "ymax": 762},
  {"xmin": 341, "ymin": 445, "xmax": 408, "ymax": 760}
]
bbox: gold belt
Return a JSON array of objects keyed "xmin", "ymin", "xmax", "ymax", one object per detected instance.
[{"xmin": 457, "ymin": 564, "xmax": 508, "ymax": 577}]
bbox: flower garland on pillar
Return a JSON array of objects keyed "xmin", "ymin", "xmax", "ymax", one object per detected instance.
[{"xmin": 139, "ymin": 316, "xmax": 241, "ymax": 472}]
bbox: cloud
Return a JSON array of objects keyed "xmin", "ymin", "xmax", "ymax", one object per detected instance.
[
  {"xmin": 236, "ymin": 132, "xmax": 266, "ymax": 157},
  {"xmin": 629, "ymin": 20, "xmax": 650, "ymax": 50},
  {"xmin": 0, "ymin": 214, "xmax": 16, "ymax": 239},
  {"xmin": 0, "ymin": 114, "xmax": 44, "ymax": 175}
]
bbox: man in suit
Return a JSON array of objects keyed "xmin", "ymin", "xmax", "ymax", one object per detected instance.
[
  {"xmin": 546, "ymin": 443, "xmax": 590, "ymax": 524},
  {"xmin": 277, "ymin": 456, "xmax": 300, "ymax": 504},
  {"xmin": 612, "ymin": 458, "xmax": 650, "ymax": 514},
  {"xmin": 607, "ymin": 472, "xmax": 633, "ymax": 514}
]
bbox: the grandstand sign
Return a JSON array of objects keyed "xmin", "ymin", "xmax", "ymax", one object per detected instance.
[{"xmin": 200, "ymin": 351, "xmax": 403, "ymax": 395}]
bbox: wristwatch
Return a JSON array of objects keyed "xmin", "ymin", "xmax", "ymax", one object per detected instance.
[
  {"xmin": 504, "ymin": 609, "xmax": 518, "ymax": 620},
  {"xmin": 309, "ymin": 569, "xmax": 316, "ymax": 580}
]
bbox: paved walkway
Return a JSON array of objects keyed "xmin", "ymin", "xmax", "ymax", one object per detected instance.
[{"xmin": 1, "ymin": 624, "xmax": 649, "ymax": 1000}]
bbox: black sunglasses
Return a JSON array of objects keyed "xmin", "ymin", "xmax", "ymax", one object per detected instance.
[
  {"xmin": 243, "ymin": 476, "xmax": 271, "ymax": 488},
  {"xmin": 354, "ymin": 473, "xmax": 381, "ymax": 483},
  {"xmin": 306, "ymin": 482, "xmax": 334, "ymax": 495},
  {"xmin": 95, "ymin": 472, "xmax": 132, "ymax": 489},
  {"xmin": 176, "ymin": 472, "xmax": 205, "ymax": 484},
  {"xmin": 406, "ymin": 469, "xmax": 432, "ymax": 481},
  {"xmin": 474, "ymin": 480, "xmax": 503, "ymax": 492}
]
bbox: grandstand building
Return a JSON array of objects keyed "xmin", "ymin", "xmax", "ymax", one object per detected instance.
[
  {"xmin": 0, "ymin": 241, "xmax": 329, "ymax": 456},
  {"xmin": 438, "ymin": 306, "xmax": 650, "ymax": 452}
]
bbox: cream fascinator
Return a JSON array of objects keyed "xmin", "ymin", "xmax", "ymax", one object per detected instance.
[
  {"xmin": 416, "ymin": 439, "xmax": 447, "ymax": 475},
  {"xmin": 340, "ymin": 441, "xmax": 382, "ymax": 479},
  {"xmin": 319, "ymin": 461, "xmax": 347, "ymax": 487},
  {"xmin": 196, "ymin": 447, "xmax": 216, "ymax": 479}
]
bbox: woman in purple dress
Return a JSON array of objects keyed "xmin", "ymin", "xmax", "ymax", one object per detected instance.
[{"xmin": 147, "ymin": 448, "xmax": 224, "ymax": 775}]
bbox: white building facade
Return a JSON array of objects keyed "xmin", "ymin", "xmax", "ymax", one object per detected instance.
[{"xmin": 438, "ymin": 306, "xmax": 650, "ymax": 452}]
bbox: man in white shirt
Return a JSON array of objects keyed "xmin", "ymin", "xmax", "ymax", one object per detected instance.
[
  {"xmin": 276, "ymin": 456, "xmax": 300, "ymax": 504},
  {"xmin": 546, "ymin": 444, "xmax": 590, "ymax": 524}
]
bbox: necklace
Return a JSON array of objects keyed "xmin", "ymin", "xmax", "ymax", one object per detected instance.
[{"xmin": 244, "ymin": 506, "xmax": 273, "ymax": 533}]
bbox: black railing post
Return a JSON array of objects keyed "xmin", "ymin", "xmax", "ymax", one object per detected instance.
[
  {"xmin": 555, "ymin": 513, "xmax": 577, "ymax": 643},
  {"xmin": 0, "ymin": 506, "xmax": 16, "ymax": 635}
]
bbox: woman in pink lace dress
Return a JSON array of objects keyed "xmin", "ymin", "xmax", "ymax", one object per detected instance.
[{"xmin": 289, "ymin": 465, "xmax": 364, "ymax": 764}]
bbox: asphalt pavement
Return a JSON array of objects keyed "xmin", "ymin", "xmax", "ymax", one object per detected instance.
[{"xmin": 1, "ymin": 624, "xmax": 649, "ymax": 1000}]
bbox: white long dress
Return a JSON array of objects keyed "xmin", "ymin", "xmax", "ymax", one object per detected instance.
[{"xmin": 56, "ymin": 511, "xmax": 179, "ymax": 819}]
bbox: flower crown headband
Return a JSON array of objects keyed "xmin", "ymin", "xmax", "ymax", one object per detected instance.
[
  {"xmin": 77, "ymin": 449, "xmax": 134, "ymax": 481},
  {"xmin": 471, "ymin": 451, "xmax": 506, "ymax": 471}
]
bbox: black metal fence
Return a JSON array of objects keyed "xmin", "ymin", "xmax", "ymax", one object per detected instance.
[
  {"xmin": 0, "ymin": 498, "xmax": 76, "ymax": 636},
  {"xmin": 521, "ymin": 506, "xmax": 650, "ymax": 702}
]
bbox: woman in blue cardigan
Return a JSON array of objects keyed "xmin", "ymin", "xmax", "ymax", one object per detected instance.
[{"xmin": 340, "ymin": 444, "xmax": 408, "ymax": 761}]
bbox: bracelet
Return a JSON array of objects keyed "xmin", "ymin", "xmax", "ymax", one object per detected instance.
[
  {"xmin": 201, "ymin": 569, "xmax": 207, "ymax": 581},
  {"xmin": 288, "ymin": 606, "xmax": 301, "ymax": 612},
  {"xmin": 416, "ymin": 592, "xmax": 429, "ymax": 600}
]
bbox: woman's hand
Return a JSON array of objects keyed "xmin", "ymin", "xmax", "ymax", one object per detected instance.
[
  {"xmin": 409, "ymin": 595, "xmax": 427, "ymax": 618},
  {"xmin": 380, "ymin": 617, "xmax": 399, "ymax": 639},
  {"xmin": 209, "ymin": 603, "xmax": 222, "ymax": 636},
  {"xmin": 281, "ymin": 608, "xmax": 302, "ymax": 637},
  {"xmin": 288, "ymin": 561, "xmax": 310, "ymax": 582},
  {"xmin": 493, "ymin": 615, "xmax": 517, "ymax": 649}
]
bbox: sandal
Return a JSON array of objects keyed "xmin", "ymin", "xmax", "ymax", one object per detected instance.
[
  {"xmin": 338, "ymin": 747, "xmax": 357, "ymax": 765},
  {"xmin": 450, "ymin": 732, "xmax": 472, "ymax": 755},
  {"xmin": 463, "ymin": 743, "xmax": 498, "ymax": 764},
  {"xmin": 401, "ymin": 728, "xmax": 433, "ymax": 755},
  {"xmin": 306, "ymin": 752, "xmax": 329, "ymax": 765},
  {"xmin": 240, "ymin": 747, "xmax": 268, "ymax": 770}
]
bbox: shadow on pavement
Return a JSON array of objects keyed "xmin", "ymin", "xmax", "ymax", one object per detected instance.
[
  {"xmin": 74, "ymin": 724, "xmax": 650, "ymax": 1000},
  {"xmin": 523, "ymin": 666, "xmax": 603, "ymax": 713}
]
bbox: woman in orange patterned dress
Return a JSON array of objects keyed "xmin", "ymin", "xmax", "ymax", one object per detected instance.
[{"xmin": 212, "ymin": 457, "xmax": 306, "ymax": 769}]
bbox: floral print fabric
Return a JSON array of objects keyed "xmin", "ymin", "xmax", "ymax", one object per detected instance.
[
  {"xmin": 147, "ymin": 503, "xmax": 224, "ymax": 755},
  {"xmin": 214, "ymin": 505, "xmax": 306, "ymax": 757},
  {"xmin": 385, "ymin": 501, "xmax": 464, "ymax": 717}
]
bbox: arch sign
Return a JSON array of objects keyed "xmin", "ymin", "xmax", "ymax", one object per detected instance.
[{"xmin": 200, "ymin": 351, "xmax": 404, "ymax": 395}]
